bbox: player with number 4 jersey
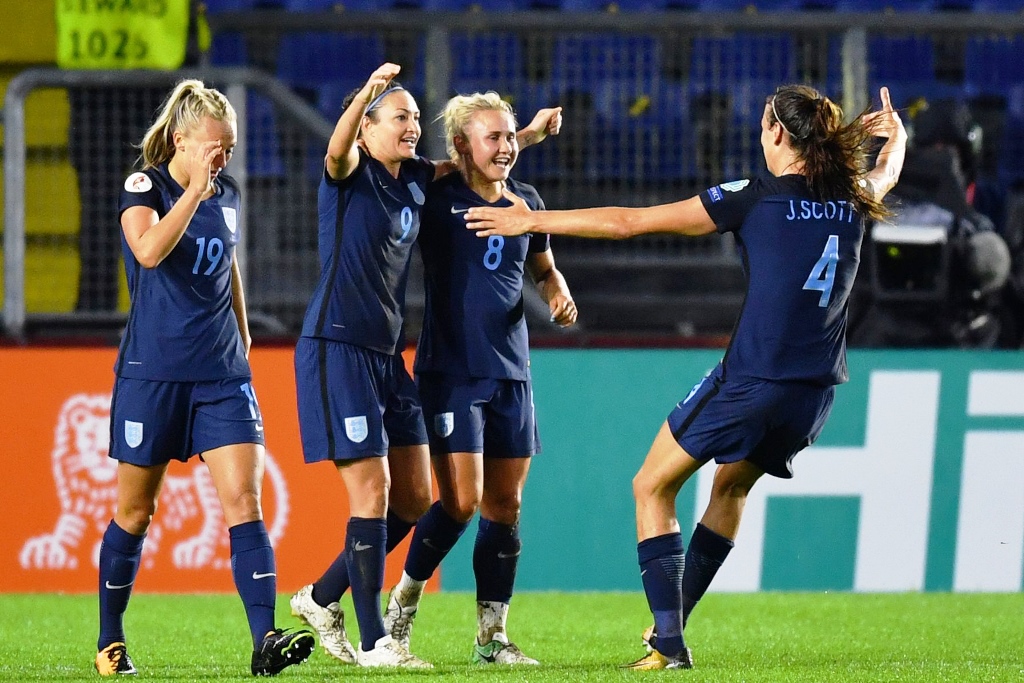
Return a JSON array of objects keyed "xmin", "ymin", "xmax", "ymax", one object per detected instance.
[{"xmin": 466, "ymin": 84, "xmax": 907, "ymax": 670}]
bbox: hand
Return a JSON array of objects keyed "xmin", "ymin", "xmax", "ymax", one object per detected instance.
[
  {"xmin": 361, "ymin": 63, "xmax": 402, "ymax": 107},
  {"xmin": 186, "ymin": 140, "xmax": 223, "ymax": 197},
  {"xmin": 520, "ymin": 106, "xmax": 563, "ymax": 147},
  {"xmin": 548, "ymin": 293, "xmax": 578, "ymax": 327},
  {"xmin": 466, "ymin": 189, "xmax": 533, "ymax": 237},
  {"xmin": 861, "ymin": 87, "xmax": 906, "ymax": 143}
]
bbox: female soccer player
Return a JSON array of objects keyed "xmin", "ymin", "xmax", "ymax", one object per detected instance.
[
  {"xmin": 97, "ymin": 79, "xmax": 314, "ymax": 677},
  {"xmin": 288, "ymin": 65, "xmax": 561, "ymax": 668},
  {"xmin": 378, "ymin": 92, "xmax": 576, "ymax": 665},
  {"xmin": 467, "ymin": 85, "xmax": 907, "ymax": 670}
]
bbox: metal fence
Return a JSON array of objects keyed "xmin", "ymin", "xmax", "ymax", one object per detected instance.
[{"xmin": 4, "ymin": 10, "xmax": 1023, "ymax": 339}]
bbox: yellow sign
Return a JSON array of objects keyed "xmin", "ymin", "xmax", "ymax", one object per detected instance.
[{"xmin": 55, "ymin": 0, "xmax": 190, "ymax": 70}]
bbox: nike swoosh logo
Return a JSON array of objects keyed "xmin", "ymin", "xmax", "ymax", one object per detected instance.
[
  {"xmin": 252, "ymin": 571, "xmax": 276, "ymax": 580},
  {"xmin": 640, "ymin": 570, "xmax": 647, "ymax": 576},
  {"xmin": 497, "ymin": 550, "xmax": 521, "ymax": 559},
  {"xmin": 422, "ymin": 538, "xmax": 442, "ymax": 551},
  {"xmin": 254, "ymin": 424, "xmax": 264, "ymax": 433},
  {"xmin": 105, "ymin": 580, "xmax": 134, "ymax": 590},
  {"xmin": 450, "ymin": 207, "xmax": 469, "ymax": 214},
  {"xmin": 354, "ymin": 541, "xmax": 373, "ymax": 551}
]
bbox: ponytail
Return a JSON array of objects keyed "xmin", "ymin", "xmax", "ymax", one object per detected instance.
[
  {"xmin": 770, "ymin": 85, "xmax": 890, "ymax": 221},
  {"xmin": 138, "ymin": 79, "xmax": 236, "ymax": 169}
]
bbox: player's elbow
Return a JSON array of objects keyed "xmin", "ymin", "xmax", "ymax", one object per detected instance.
[{"xmin": 133, "ymin": 246, "xmax": 165, "ymax": 269}]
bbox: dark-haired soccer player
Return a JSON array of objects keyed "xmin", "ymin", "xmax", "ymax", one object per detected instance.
[
  {"xmin": 467, "ymin": 85, "xmax": 907, "ymax": 670},
  {"xmin": 380, "ymin": 91, "xmax": 575, "ymax": 665},
  {"xmin": 98, "ymin": 79, "xmax": 314, "ymax": 677},
  {"xmin": 288, "ymin": 64, "xmax": 561, "ymax": 668}
]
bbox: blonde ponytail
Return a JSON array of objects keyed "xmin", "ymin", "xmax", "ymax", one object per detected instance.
[{"xmin": 139, "ymin": 79, "xmax": 236, "ymax": 169}]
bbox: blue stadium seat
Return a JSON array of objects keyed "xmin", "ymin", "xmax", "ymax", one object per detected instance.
[
  {"xmin": 965, "ymin": 36, "xmax": 1024, "ymax": 96},
  {"xmin": 245, "ymin": 93, "xmax": 287, "ymax": 178},
  {"xmin": 449, "ymin": 33, "xmax": 522, "ymax": 81},
  {"xmin": 551, "ymin": 34, "xmax": 661, "ymax": 91},
  {"xmin": 283, "ymin": 0, "xmax": 378, "ymax": 9},
  {"xmin": 276, "ymin": 33, "xmax": 386, "ymax": 91},
  {"xmin": 209, "ymin": 32, "xmax": 248, "ymax": 66},
  {"xmin": 689, "ymin": 34, "xmax": 797, "ymax": 85},
  {"xmin": 202, "ymin": 0, "xmax": 258, "ymax": 12},
  {"xmin": 998, "ymin": 115, "xmax": 1024, "ymax": 188},
  {"xmin": 972, "ymin": 0, "xmax": 1024, "ymax": 9},
  {"xmin": 868, "ymin": 35, "xmax": 935, "ymax": 82},
  {"xmin": 835, "ymin": 0, "xmax": 932, "ymax": 9}
]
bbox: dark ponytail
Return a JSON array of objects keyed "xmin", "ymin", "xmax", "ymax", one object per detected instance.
[{"xmin": 769, "ymin": 85, "xmax": 890, "ymax": 221}]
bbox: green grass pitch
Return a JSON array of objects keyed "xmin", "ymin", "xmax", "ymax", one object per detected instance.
[{"xmin": 2, "ymin": 592, "xmax": 1021, "ymax": 682}]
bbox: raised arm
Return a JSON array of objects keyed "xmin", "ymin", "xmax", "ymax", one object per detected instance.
[
  {"xmin": 466, "ymin": 190, "xmax": 717, "ymax": 240},
  {"xmin": 861, "ymin": 86, "xmax": 907, "ymax": 202},
  {"xmin": 326, "ymin": 63, "xmax": 401, "ymax": 182}
]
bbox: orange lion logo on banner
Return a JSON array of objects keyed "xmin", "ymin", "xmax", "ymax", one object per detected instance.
[{"xmin": 19, "ymin": 393, "xmax": 290, "ymax": 571}]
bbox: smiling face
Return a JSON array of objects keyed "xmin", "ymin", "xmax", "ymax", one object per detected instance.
[
  {"xmin": 363, "ymin": 90, "xmax": 421, "ymax": 164},
  {"xmin": 175, "ymin": 115, "xmax": 237, "ymax": 182},
  {"xmin": 457, "ymin": 109, "xmax": 518, "ymax": 185}
]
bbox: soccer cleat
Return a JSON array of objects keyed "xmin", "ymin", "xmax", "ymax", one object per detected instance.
[
  {"xmin": 641, "ymin": 624, "xmax": 656, "ymax": 653},
  {"xmin": 382, "ymin": 587, "xmax": 419, "ymax": 651},
  {"xmin": 250, "ymin": 628, "xmax": 315, "ymax": 676},
  {"xmin": 621, "ymin": 647, "xmax": 694, "ymax": 671},
  {"xmin": 356, "ymin": 634, "xmax": 433, "ymax": 668},
  {"xmin": 289, "ymin": 584, "xmax": 357, "ymax": 664},
  {"xmin": 95, "ymin": 642, "xmax": 137, "ymax": 676},
  {"xmin": 472, "ymin": 632, "xmax": 540, "ymax": 665}
]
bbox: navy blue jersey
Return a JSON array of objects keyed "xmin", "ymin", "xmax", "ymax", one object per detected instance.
[
  {"xmin": 115, "ymin": 164, "xmax": 250, "ymax": 382},
  {"xmin": 700, "ymin": 173, "xmax": 865, "ymax": 385},
  {"xmin": 415, "ymin": 174, "xmax": 550, "ymax": 380},
  {"xmin": 300, "ymin": 150, "xmax": 433, "ymax": 355}
]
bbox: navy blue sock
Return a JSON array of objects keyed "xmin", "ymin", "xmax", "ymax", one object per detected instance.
[
  {"xmin": 229, "ymin": 521, "xmax": 277, "ymax": 647},
  {"xmin": 682, "ymin": 523, "xmax": 734, "ymax": 626},
  {"xmin": 345, "ymin": 517, "xmax": 387, "ymax": 650},
  {"xmin": 473, "ymin": 518, "xmax": 521, "ymax": 604},
  {"xmin": 404, "ymin": 501, "xmax": 470, "ymax": 582},
  {"xmin": 97, "ymin": 521, "xmax": 145, "ymax": 650},
  {"xmin": 312, "ymin": 509, "xmax": 414, "ymax": 607},
  {"xmin": 638, "ymin": 533, "xmax": 685, "ymax": 657}
]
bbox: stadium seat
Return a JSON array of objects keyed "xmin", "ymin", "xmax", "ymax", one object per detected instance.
[
  {"xmin": 867, "ymin": 35, "xmax": 935, "ymax": 82},
  {"xmin": 689, "ymin": 34, "xmax": 797, "ymax": 86},
  {"xmin": 450, "ymin": 32, "xmax": 523, "ymax": 81},
  {"xmin": 276, "ymin": 33, "xmax": 387, "ymax": 92},
  {"xmin": 965, "ymin": 36, "xmax": 1024, "ymax": 97},
  {"xmin": 998, "ymin": 115, "xmax": 1024, "ymax": 188},
  {"xmin": 209, "ymin": 32, "xmax": 248, "ymax": 66},
  {"xmin": 834, "ymin": 0, "xmax": 932, "ymax": 9},
  {"xmin": 551, "ymin": 34, "xmax": 661, "ymax": 91},
  {"xmin": 245, "ymin": 93, "xmax": 287, "ymax": 179},
  {"xmin": 202, "ymin": 0, "xmax": 259, "ymax": 12}
]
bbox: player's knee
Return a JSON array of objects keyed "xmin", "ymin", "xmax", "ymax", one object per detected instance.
[
  {"xmin": 116, "ymin": 500, "xmax": 157, "ymax": 534},
  {"xmin": 392, "ymin": 488, "xmax": 432, "ymax": 521},
  {"xmin": 443, "ymin": 494, "xmax": 481, "ymax": 524},
  {"xmin": 710, "ymin": 470, "xmax": 757, "ymax": 502},
  {"xmin": 632, "ymin": 469, "xmax": 658, "ymax": 503}
]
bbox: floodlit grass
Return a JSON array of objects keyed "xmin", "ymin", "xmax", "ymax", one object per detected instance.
[{"xmin": 1, "ymin": 592, "xmax": 1021, "ymax": 681}]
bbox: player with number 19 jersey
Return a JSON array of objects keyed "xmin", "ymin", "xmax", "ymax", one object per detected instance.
[
  {"xmin": 415, "ymin": 173, "xmax": 549, "ymax": 380},
  {"xmin": 116, "ymin": 164, "xmax": 249, "ymax": 382},
  {"xmin": 701, "ymin": 173, "xmax": 864, "ymax": 386}
]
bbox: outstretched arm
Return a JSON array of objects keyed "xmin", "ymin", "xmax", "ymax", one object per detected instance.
[
  {"xmin": 862, "ymin": 86, "xmax": 907, "ymax": 202},
  {"xmin": 326, "ymin": 63, "xmax": 401, "ymax": 182},
  {"xmin": 466, "ymin": 190, "xmax": 716, "ymax": 239}
]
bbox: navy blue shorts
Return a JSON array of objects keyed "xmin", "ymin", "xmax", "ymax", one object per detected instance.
[
  {"xmin": 295, "ymin": 337, "xmax": 427, "ymax": 463},
  {"xmin": 416, "ymin": 373, "xmax": 539, "ymax": 458},
  {"xmin": 667, "ymin": 364, "xmax": 834, "ymax": 479},
  {"xmin": 109, "ymin": 376, "xmax": 265, "ymax": 466}
]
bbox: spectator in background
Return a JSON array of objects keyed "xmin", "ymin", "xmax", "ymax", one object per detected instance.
[
  {"xmin": 97, "ymin": 79, "xmax": 314, "ymax": 677},
  {"xmin": 467, "ymin": 85, "xmax": 906, "ymax": 670},
  {"xmin": 287, "ymin": 63, "xmax": 561, "ymax": 669},
  {"xmin": 381, "ymin": 91, "xmax": 572, "ymax": 666}
]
